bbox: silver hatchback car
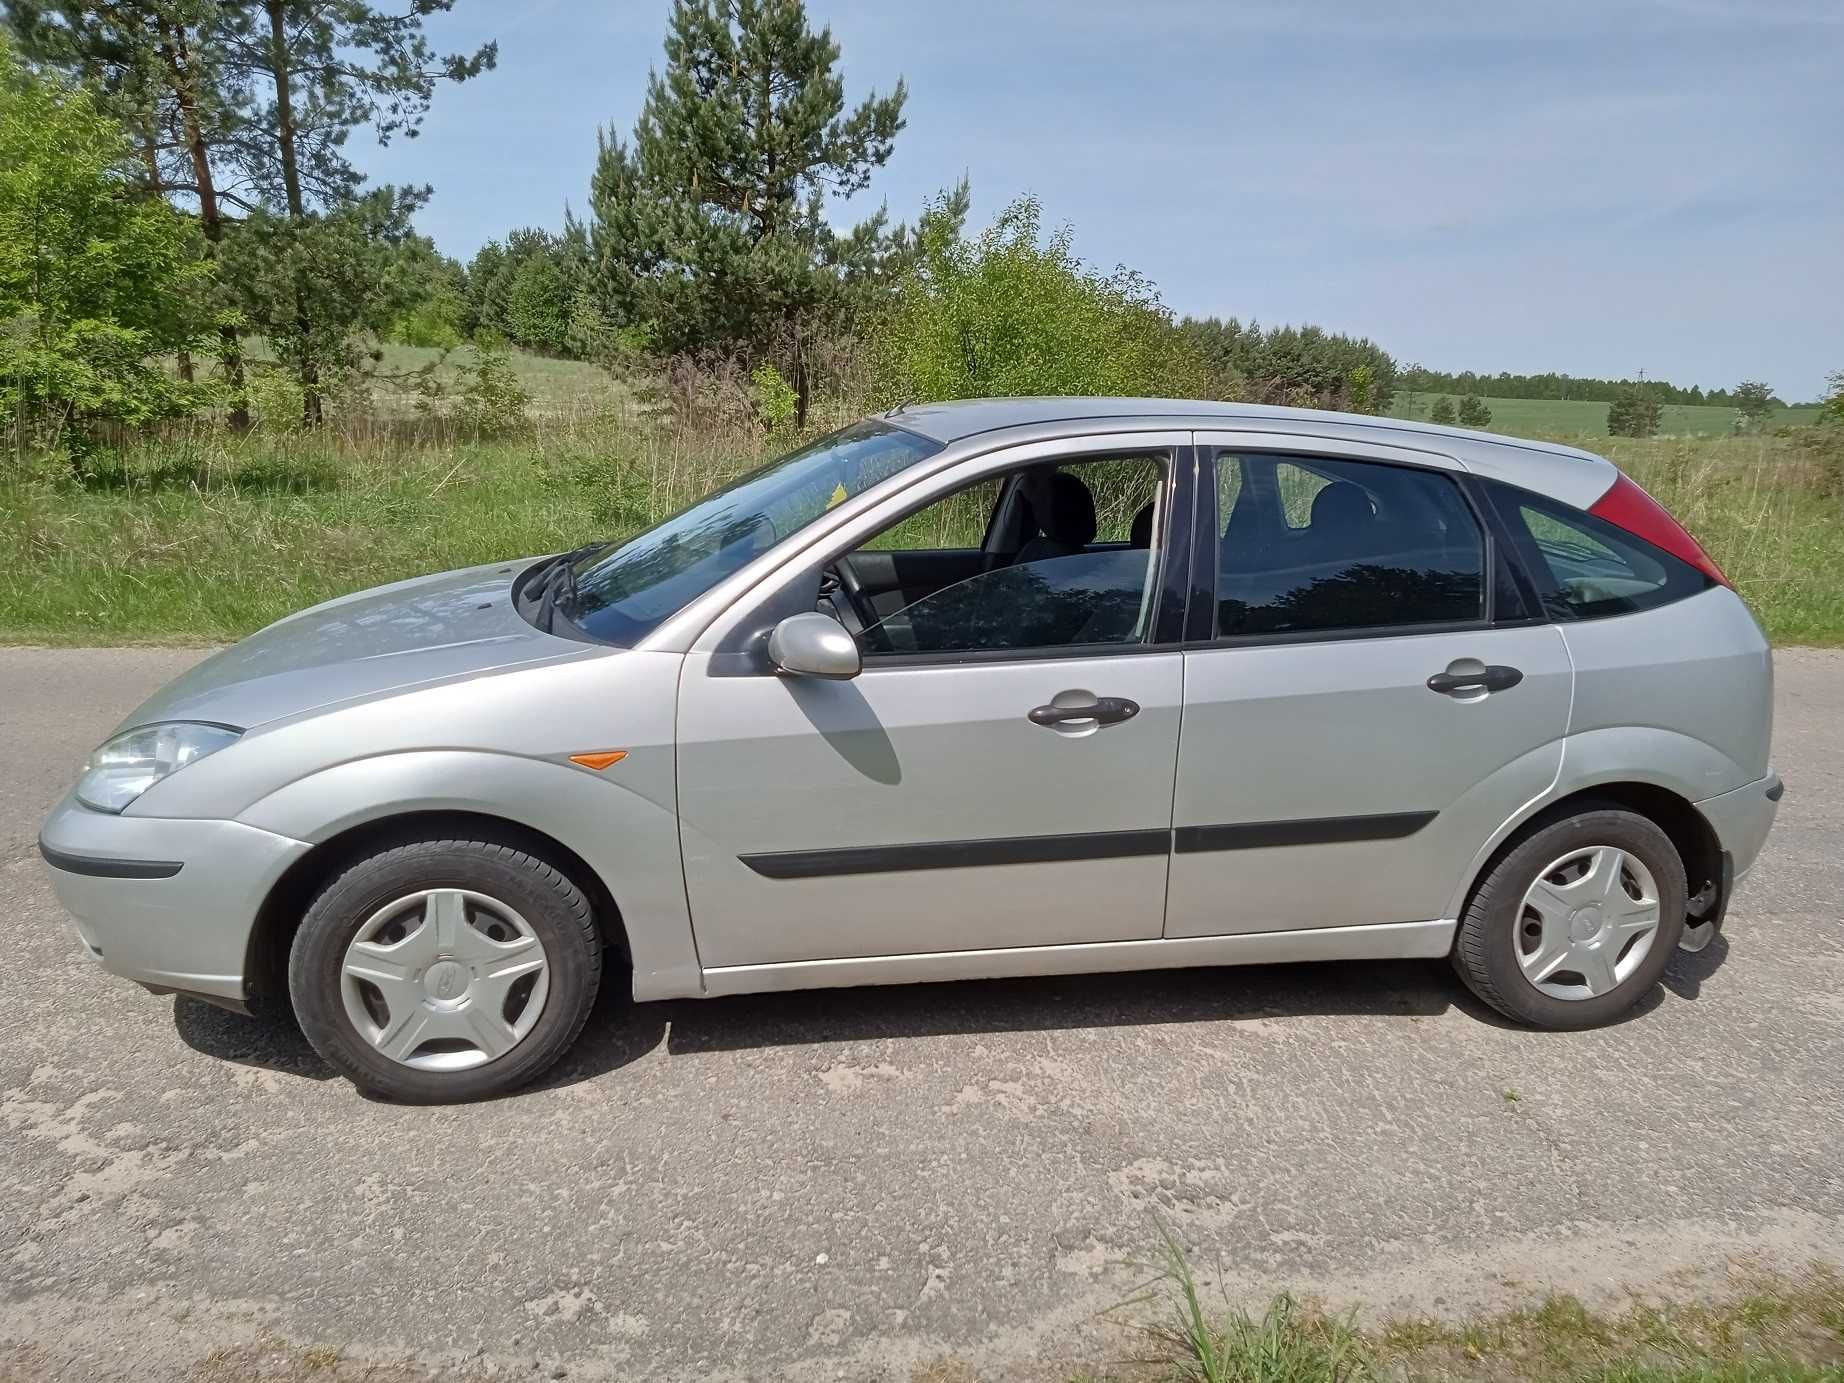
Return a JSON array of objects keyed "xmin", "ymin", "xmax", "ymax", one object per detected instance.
[{"xmin": 41, "ymin": 399, "xmax": 1780, "ymax": 1101}]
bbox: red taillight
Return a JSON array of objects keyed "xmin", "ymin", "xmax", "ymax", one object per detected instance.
[{"xmin": 1588, "ymin": 471, "xmax": 1730, "ymax": 588}]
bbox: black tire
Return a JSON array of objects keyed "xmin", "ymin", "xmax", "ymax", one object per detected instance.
[
  {"xmin": 1453, "ymin": 805, "xmax": 1686, "ymax": 1030},
  {"xmin": 288, "ymin": 834, "xmax": 602, "ymax": 1102}
]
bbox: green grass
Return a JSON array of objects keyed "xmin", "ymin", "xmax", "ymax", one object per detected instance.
[
  {"xmin": 1388, "ymin": 393, "xmax": 1820, "ymax": 438},
  {"xmin": 1605, "ymin": 434, "xmax": 1844, "ymax": 645},
  {"xmin": 1089, "ymin": 1235, "xmax": 1844, "ymax": 1383},
  {"xmin": 2, "ymin": 359, "xmax": 1839, "ymax": 646},
  {"xmin": 0, "ymin": 408, "xmax": 767, "ymax": 643}
]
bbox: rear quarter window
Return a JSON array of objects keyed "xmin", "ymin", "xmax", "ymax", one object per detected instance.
[{"xmin": 1491, "ymin": 481, "xmax": 1711, "ymax": 620}]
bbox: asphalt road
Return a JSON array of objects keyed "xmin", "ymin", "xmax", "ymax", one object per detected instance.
[{"xmin": 1, "ymin": 647, "xmax": 1840, "ymax": 1382}]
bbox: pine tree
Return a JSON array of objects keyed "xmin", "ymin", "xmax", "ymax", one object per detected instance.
[
  {"xmin": 1429, "ymin": 395, "xmax": 1457, "ymax": 425},
  {"xmin": 211, "ymin": 1, "xmax": 495, "ymax": 424},
  {"xmin": 1607, "ymin": 388, "xmax": 1662, "ymax": 438},
  {"xmin": 6, "ymin": 1, "xmax": 496, "ymax": 427},
  {"xmin": 582, "ymin": 0, "xmax": 906, "ymax": 426},
  {"xmin": 1456, "ymin": 394, "xmax": 1492, "ymax": 428}
]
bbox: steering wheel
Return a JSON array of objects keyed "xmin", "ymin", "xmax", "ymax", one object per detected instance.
[{"xmin": 829, "ymin": 555, "xmax": 893, "ymax": 654}]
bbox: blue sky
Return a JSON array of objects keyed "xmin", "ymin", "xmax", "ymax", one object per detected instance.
[{"xmin": 360, "ymin": 0, "xmax": 1843, "ymax": 400}]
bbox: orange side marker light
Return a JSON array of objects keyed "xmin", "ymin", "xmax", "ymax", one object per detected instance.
[{"xmin": 569, "ymin": 750, "xmax": 629, "ymax": 771}]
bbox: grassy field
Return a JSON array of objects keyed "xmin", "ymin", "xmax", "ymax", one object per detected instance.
[
  {"xmin": 1390, "ymin": 392, "xmax": 1821, "ymax": 437},
  {"xmin": 1, "ymin": 357, "xmax": 1839, "ymax": 646},
  {"xmin": 236, "ymin": 340, "xmax": 624, "ymax": 423},
  {"xmin": 369, "ymin": 342, "xmax": 619, "ymax": 415}
]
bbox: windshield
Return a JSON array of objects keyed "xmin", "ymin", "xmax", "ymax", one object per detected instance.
[{"xmin": 555, "ymin": 419, "xmax": 941, "ymax": 646}]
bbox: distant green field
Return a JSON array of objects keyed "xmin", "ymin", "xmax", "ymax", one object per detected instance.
[
  {"xmin": 1389, "ymin": 393, "xmax": 1819, "ymax": 438},
  {"xmin": 237, "ymin": 340, "xmax": 621, "ymax": 418},
  {"xmin": 370, "ymin": 342, "xmax": 616, "ymax": 410}
]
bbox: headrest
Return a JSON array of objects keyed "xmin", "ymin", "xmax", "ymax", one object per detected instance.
[
  {"xmin": 1128, "ymin": 501, "xmax": 1155, "ymax": 548},
  {"xmin": 1027, "ymin": 471, "xmax": 1098, "ymax": 547},
  {"xmin": 1310, "ymin": 481, "xmax": 1375, "ymax": 531}
]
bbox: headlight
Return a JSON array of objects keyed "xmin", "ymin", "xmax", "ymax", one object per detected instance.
[{"xmin": 75, "ymin": 723, "xmax": 243, "ymax": 813}]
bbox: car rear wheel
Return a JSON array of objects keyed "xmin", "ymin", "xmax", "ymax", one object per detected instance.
[
  {"xmin": 1453, "ymin": 806, "xmax": 1686, "ymax": 1030},
  {"xmin": 289, "ymin": 834, "xmax": 602, "ymax": 1102}
]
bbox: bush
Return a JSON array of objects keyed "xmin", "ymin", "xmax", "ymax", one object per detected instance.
[
  {"xmin": 246, "ymin": 367, "xmax": 308, "ymax": 434},
  {"xmin": 1429, "ymin": 396, "xmax": 1457, "ymax": 425},
  {"xmin": 389, "ymin": 289, "xmax": 466, "ymax": 350},
  {"xmin": 453, "ymin": 344, "xmax": 532, "ymax": 434},
  {"xmin": 0, "ymin": 44, "xmax": 215, "ymax": 455},
  {"xmin": 872, "ymin": 189, "xmax": 1208, "ymax": 404},
  {"xmin": 1794, "ymin": 427, "xmax": 1844, "ymax": 501},
  {"xmin": 1821, "ymin": 369, "xmax": 1843, "ymax": 427},
  {"xmin": 1345, "ymin": 363, "xmax": 1380, "ymax": 415},
  {"xmin": 1456, "ymin": 394, "xmax": 1493, "ymax": 428},
  {"xmin": 506, "ymin": 256, "xmax": 570, "ymax": 354},
  {"xmin": 750, "ymin": 363, "xmax": 799, "ymax": 435}
]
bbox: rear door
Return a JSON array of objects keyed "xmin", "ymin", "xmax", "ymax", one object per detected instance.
[{"xmin": 1166, "ymin": 437, "xmax": 1573, "ymax": 937}]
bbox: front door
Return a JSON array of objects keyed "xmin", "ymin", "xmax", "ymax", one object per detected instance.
[
  {"xmin": 676, "ymin": 444, "xmax": 1189, "ymax": 969},
  {"xmin": 1165, "ymin": 440, "xmax": 1574, "ymax": 938}
]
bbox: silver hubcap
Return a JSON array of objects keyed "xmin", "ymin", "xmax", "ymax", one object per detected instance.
[
  {"xmin": 1516, "ymin": 846, "xmax": 1661, "ymax": 1001},
  {"xmin": 340, "ymin": 889, "xmax": 549, "ymax": 1071}
]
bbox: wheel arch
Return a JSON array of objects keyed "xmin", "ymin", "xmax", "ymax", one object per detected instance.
[
  {"xmin": 1449, "ymin": 780, "xmax": 1723, "ymax": 936},
  {"xmin": 244, "ymin": 809, "xmax": 629, "ymax": 1007},
  {"xmin": 232, "ymin": 747, "xmax": 707, "ymax": 1007}
]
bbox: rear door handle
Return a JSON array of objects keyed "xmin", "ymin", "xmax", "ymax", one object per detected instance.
[
  {"xmin": 1028, "ymin": 696, "xmax": 1140, "ymax": 728},
  {"xmin": 1427, "ymin": 664, "xmax": 1523, "ymax": 696}
]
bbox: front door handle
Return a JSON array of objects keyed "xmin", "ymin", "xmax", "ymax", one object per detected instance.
[
  {"xmin": 1427, "ymin": 664, "xmax": 1523, "ymax": 696},
  {"xmin": 1028, "ymin": 696, "xmax": 1140, "ymax": 728}
]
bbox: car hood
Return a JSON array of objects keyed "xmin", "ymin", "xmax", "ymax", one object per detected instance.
[{"xmin": 117, "ymin": 559, "xmax": 593, "ymax": 733}]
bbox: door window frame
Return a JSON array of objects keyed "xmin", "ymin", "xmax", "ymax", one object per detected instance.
[
  {"xmin": 688, "ymin": 431, "xmax": 1200, "ymax": 673},
  {"xmin": 853, "ymin": 447, "xmax": 1193, "ymax": 667},
  {"xmin": 1191, "ymin": 441, "xmax": 1537, "ymax": 649}
]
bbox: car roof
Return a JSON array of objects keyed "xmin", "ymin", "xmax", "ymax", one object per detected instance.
[{"xmin": 880, "ymin": 396, "xmax": 1615, "ymax": 508}]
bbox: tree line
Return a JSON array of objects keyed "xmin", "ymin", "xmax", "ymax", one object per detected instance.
[
  {"xmin": 1, "ymin": 0, "xmax": 1825, "ymax": 457},
  {"xmin": 1398, "ymin": 367, "xmax": 1785, "ymax": 410}
]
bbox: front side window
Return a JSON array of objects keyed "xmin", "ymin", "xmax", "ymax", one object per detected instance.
[
  {"xmin": 1214, "ymin": 453, "xmax": 1486, "ymax": 638},
  {"xmin": 1495, "ymin": 483, "xmax": 1709, "ymax": 619},
  {"xmin": 837, "ymin": 454, "xmax": 1169, "ymax": 657},
  {"xmin": 559, "ymin": 421, "xmax": 940, "ymax": 645}
]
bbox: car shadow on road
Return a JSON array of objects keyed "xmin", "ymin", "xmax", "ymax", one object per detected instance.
[
  {"xmin": 656, "ymin": 958, "xmax": 1464, "ymax": 1057},
  {"xmin": 1662, "ymin": 933, "xmax": 1731, "ymax": 1000},
  {"xmin": 172, "ymin": 941, "xmax": 1731, "ymax": 1096},
  {"xmin": 172, "ymin": 977, "xmax": 674, "ymax": 1093},
  {"xmin": 652, "ymin": 940, "xmax": 1729, "ymax": 1060},
  {"xmin": 172, "ymin": 995, "xmax": 339, "ymax": 1081}
]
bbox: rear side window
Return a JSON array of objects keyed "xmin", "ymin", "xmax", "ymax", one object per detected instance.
[
  {"xmin": 1492, "ymin": 483, "xmax": 1711, "ymax": 620},
  {"xmin": 1214, "ymin": 453, "xmax": 1486, "ymax": 638}
]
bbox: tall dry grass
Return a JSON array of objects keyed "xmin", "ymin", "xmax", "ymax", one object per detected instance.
[
  {"xmin": 2, "ymin": 369, "xmax": 1840, "ymax": 645},
  {"xmin": 1599, "ymin": 432, "xmax": 1844, "ymax": 643}
]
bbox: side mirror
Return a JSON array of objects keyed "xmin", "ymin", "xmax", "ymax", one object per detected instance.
[{"xmin": 767, "ymin": 612, "xmax": 862, "ymax": 680}]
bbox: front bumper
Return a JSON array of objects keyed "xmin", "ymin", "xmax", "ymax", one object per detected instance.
[{"xmin": 38, "ymin": 793, "xmax": 311, "ymax": 1003}]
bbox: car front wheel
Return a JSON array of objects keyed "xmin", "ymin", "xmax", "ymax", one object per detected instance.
[
  {"xmin": 289, "ymin": 833, "xmax": 602, "ymax": 1102},
  {"xmin": 1453, "ymin": 806, "xmax": 1686, "ymax": 1030}
]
